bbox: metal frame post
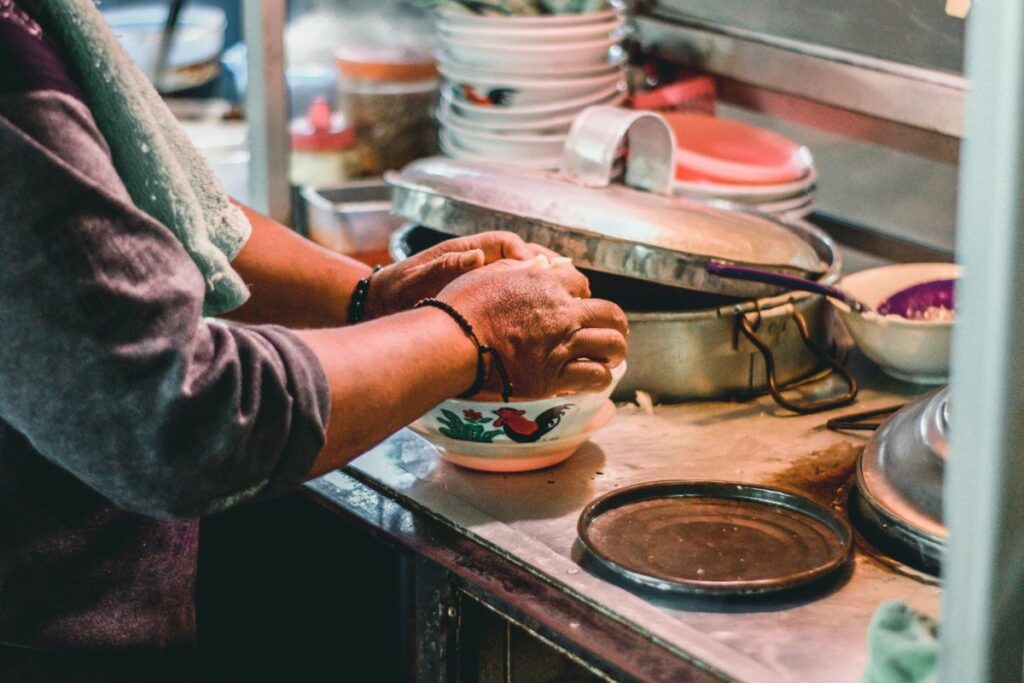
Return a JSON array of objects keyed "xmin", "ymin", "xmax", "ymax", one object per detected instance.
[
  {"xmin": 243, "ymin": 0, "xmax": 291, "ymax": 224},
  {"xmin": 942, "ymin": 0, "xmax": 1024, "ymax": 680}
]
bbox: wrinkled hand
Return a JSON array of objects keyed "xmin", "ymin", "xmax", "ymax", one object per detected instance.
[
  {"xmin": 364, "ymin": 231, "xmax": 556, "ymax": 319},
  {"xmin": 436, "ymin": 259, "xmax": 628, "ymax": 398}
]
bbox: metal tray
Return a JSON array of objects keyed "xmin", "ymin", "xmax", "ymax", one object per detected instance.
[
  {"xmin": 577, "ymin": 481, "xmax": 853, "ymax": 596},
  {"xmin": 300, "ymin": 181, "xmax": 407, "ymax": 255}
]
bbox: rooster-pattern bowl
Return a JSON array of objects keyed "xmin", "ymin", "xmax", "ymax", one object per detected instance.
[{"xmin": 411, "ymin": 363, "xmax": 625, "ymax": 471}]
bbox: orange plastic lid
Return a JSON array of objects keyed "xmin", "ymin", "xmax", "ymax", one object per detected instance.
[
  {"xmin": 665, "ymin": 112, "xmax": 810, "ymax": 185},
  {"xmin": 290, "ymin": 97, "xmax": 356, "ymax": 151},
  {"xmin": 336, "ymin": 45, "xmax": 438, "ymax": 82}
]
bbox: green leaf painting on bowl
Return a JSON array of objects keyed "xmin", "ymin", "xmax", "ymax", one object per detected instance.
[{"xmin": 438, "ymin": 408, "xmax": 505, "ymax": 442}]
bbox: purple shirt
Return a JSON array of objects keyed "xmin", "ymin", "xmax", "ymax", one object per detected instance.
[{"xmin": 0, "ymin": 0, "xmax": 330, "ymax": 667}]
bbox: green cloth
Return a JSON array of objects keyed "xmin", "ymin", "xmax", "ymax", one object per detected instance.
[
  {"xmin": 37, "ymin": 0, "xmax": 251, "ymax": 316},
  {"xmin": 864, "ymin": 600, "xmax": 939, "ymax": 683}
]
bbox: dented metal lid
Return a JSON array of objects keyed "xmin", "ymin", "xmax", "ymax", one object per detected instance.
[{"xmin": 386, "ymin": 107, "xmax": 828, "ymax": 299}]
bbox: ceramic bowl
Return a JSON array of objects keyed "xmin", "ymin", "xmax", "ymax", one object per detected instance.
[
  {"xmin": 831, "ymin": 263, "xmax": 960, "ymax": 385},
  {"xmin": 412, "ymin": 401, "xmax": 615, "ymax": 472},
  {"xmin": 439, "ymin": 129, "xmax": 563, "ymax": 170},
  {"xmin": 437, "ymin": 18, "xmax": 623, "ymax": 45},
  {"xmin": 441, "ymin": 35, "xmax": 620, "ymax": 68},
  {"xmin": 442, "ymin": 121, "xmax": 567, "ymax": 160},
  {"xmin": 437, "ymin": 52, "xmax": 625, "ymax": 80},
  {"xmin": 436, "ymin": 7, "xmax": 619, "ymax": 29},
  {"xmin": 441, "ymin": 82, "xmax": 627, "ymax": 123},
  {"xmin": 438, "ymin": 103, "xmax": 576, "ymax": 135},
  {"xmin": 412, "ymin": 363, "xmax": 626, "ymax": 471},
  {"xmin": 439, "ymin": 66, "xmax": 624, "ymax": 107}
]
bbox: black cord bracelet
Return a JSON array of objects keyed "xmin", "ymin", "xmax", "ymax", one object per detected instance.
[
  {"xmin": 347, "ymin": 265, "xmax": 383, "ymax": 324},
  {"xmin": 414, "ymin": 298, "xmax": 514, "ymax": 402}
]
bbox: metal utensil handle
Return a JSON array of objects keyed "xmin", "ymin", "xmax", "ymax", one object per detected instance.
[
  {"xmin": 708, "ymin": 262, "xmax": 864, "ymax": 310},
  {"xmin": 154, "ymin": 0, "xmax": 187, "ymax": 94},
  {"xmin": 825, "ymin": 404, "xmax": 906, "ymax": 432},
  {"xmin": 739, "ymin": 310, "xmax": 859, "ymax": 415}
]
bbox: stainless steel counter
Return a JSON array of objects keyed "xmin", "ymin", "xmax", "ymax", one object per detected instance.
[{"xmin": 310, "ymin": 360, "xmax": 941, "ymax": 683}]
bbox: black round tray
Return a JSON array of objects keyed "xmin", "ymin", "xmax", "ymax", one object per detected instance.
[{"xmin": 577, "ymin": 481, "xmax": 853, "ymax": 596}]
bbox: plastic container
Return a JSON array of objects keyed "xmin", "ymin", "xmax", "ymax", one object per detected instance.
[
  {"xmin": 336, "ymin": 46, "xmax": 440, "ymax": 175},
  {"xmin": 289, "ymin": 97, "xmax": 360, "ymax": 187}
]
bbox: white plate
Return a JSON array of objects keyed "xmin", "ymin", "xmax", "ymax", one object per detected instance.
[
  {"xmin": 699, "ymin": 191, "xmax": 816, "ymax": 215},
  {"xmin": 437, "ymin": 7, "xmax": 619, "ymax": 29},
  {"xmin": 441, "ymin": 68, "xmax": 624, "ymax": 107},
  {"xmin": 444, "ymin": 124, "xmax": 567, "ymax": 160},
  {"xmin": 410, "ymin": 401, "xmax": 615, "ymax": 472},
  {"xmin": 441, "ymin": 81, "xmax": 627, "ymax": 121},
  {"xmin": 672, "ymin": 167, "xmax": 818, "ymax": 202},
  {"xmin": 438, "ymin": 17, "xmax": 623, "ymax": 44},
  {"xmin": 439, "ymin": 128, "xmax": 563, "ymax": 170},
  {"xmin": 442, "ymin": 35, "xmax": 620, "ymax": 68},
  {"xmin": 438, "ymin": 50, "xmax": 626, "ymax": 79},
  {"xmin": 437, "ymin": 104, "xmax": 576, "ymax": 134}
]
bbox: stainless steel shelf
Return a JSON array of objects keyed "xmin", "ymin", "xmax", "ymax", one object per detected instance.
[{"xmin": 635, "ymin": 12, "xmax": 965, "ymax": 162}]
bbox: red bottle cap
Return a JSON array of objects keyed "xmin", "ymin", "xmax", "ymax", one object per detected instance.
[{"xmin": 290, "ymin": 97, "xmax": 356, "ymax": 152}]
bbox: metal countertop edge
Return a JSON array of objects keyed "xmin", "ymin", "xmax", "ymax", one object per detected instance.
[{"xmin": 304, "ymin": 432, "xmax": 794, "ymax": 683}]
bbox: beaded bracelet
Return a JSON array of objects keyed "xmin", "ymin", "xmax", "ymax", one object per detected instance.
[
  {"xmin": 414, "ymin": 298, "xmax": 514, "ymax": 402},
  {"xmin": 347, "ymin": 265, "xmax": 383, "ymax": 324}
]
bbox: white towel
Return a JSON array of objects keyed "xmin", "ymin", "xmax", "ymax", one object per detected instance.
[{"xmin": 38, "ymin": 0, "xmax": 251, "ymax": 315}]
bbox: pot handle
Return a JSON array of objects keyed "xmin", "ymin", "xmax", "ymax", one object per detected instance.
[
  {"xmin": 739, "ymin": 309, "xmax": 859, "ymax": 415},
  {"xmin": 560, "ymin": 106, "xmax": 676, "ymax": 196}
]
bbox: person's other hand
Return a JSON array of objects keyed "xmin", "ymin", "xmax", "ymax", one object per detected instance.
[
  {"xmin": 436, "ymin": 259, "xmax": 628, "ymax": 398},
  {"xmin": 364, "ymin": 231, "xmax": 557, "ymax": 319}
]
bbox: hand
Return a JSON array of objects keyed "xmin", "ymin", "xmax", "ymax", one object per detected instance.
[
  {"xmin": 364, "ymin": 231, "xmax": 555, "ymax": 319},
  {"xmin": 436, "ymin": 259, "xmax": 628, "ymax": 398}
]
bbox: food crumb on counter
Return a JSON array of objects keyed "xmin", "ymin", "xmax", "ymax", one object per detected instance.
[{"xmin": 634, "ymin": 390, "xmax": 656, "ymax": 415}]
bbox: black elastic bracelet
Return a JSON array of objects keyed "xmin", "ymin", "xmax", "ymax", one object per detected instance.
[
  {"xmin": 414, "ymin": 298, "xmax": 514, "ymax": 402},
  {"xmin": 347, "ymin": 264, "xmax": 383, "ymax": 324}
]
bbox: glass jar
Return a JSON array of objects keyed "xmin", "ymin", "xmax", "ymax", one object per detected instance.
[
  {"xmin": 335, "ymin": 45, "xmax": 439, "ymax": 176},
  {"xmin": 289, "ymin": 96, "xmax": 361, "ymax": 187}
]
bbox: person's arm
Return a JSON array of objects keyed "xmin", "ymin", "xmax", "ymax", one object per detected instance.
[
  {"xmin": 0, "ymin": 93, "xmax": 626, "ymax": 519},
  {"xmin": 0, "ymin": 96, "xmax": 336, "ymax": 519},
  {"xmin": 303, "ymin": 259, "xmax": 627, "ymax": 478},
  {"xmin": 224, "ymin": 204, "xmax": 371, "ymax": 328},
  {"xmin": 225, "ymin": 203, "xmax": 547, "ymax": 328}
]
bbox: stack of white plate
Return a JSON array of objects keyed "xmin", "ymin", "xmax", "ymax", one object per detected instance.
[
  {"xmin": 435, "ymin": 8, "xmax": 629, "ymax": 170},
  {"xmin": 659, "ymin": 112, "xmax": 817, "ymax": 219},
  {"xmin": 674, "ymin": 171, "xmax": 817, "ymax": 220}
]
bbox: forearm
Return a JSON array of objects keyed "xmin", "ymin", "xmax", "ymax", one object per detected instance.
[
  {"xmin": 226, "ymin": 203, "xmax": 373, "ymax": 328},
  {"xmin": 298, "ymin": 307, "xmax": 478, "ymax": 477}
]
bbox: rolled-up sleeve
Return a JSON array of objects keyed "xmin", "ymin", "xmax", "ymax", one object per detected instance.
[{"xmin": 0, "ymin": 94, "xmax": 331, "ymax": 519}]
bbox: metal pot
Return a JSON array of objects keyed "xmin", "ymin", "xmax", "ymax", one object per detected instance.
[
  {"xmin": 391, "ymin": 222, "xmax": 845, "ymax": 406},
  {"xmin": 388, "ymin": 107, "xmax": 854, "ymax": 410}
]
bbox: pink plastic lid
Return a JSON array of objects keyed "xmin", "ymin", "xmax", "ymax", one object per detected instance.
[
  {"xmin": 290, "ymin": 97, "xmax": 356, "ymax": 152},
  {"xmin": 665, "ymin": 112, "xmax": 811, "ymax": 185}
]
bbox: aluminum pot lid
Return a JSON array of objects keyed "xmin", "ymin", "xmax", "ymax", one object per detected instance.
[
  {"xmin": 385, "ymin": 107, "xmax": 828, "ymax": 299},
  {"xmin": 857, "ymin": 387, "xmax": 949, "ymax": 554}
]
